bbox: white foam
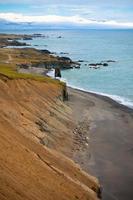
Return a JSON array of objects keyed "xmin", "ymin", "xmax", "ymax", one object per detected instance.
[
  {"xmin": 46, "ymin": 69, "xmax": 55, "ymax": 78},
  {"xmin": 47, "ymin": 70, "xmax": 133, "ymax": 109},
  {"xmin": 91, "ymin": 91, "xmax": 133, "ymax": 109},
  {"xmin": 67, "ymin": 83, "xmax": 133, "ymax": 109}
]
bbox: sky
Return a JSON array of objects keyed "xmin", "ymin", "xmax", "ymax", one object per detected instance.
[{"xmin": 0, "ymin": 0, "xmax": 133, "ymax": 28}]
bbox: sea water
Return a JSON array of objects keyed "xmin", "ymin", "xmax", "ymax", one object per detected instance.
[{"xmin": 2, "ymin": 29, "xmax": 133, "ymax": 108}]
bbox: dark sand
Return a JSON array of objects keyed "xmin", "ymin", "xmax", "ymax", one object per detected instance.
[{"xmin": 67, "ymin": 87, "xmax": 133, "ymax": 200}]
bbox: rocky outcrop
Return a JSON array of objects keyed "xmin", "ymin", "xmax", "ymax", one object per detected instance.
[
  {"xmin": 32, "ymin": 33, "xmax": 43, "ymax": 37},
  {"xmin": 0, "ymin": 34, "xmax": 33, "ymax": 47},
  {"xmin": 78, "ymin": 60, "xmax": 85, "ymax": 63},
  {"xmin": 106, "ymin": 60, "xmax": 116, "ymax": 63},
  {"xmin": 60, "ymin": 52, "xmax": 69, "ymax": 55},
  {"xmin": 9, "ymin": 40, "xmax": 29, "ymax": 46},
  {"xmin": 88, "ymin": 61, "xmax": 115, "ymax": 69},
  {"xmin": 30, "ymin": 56, "xmax": 80, "ymax": 70},
  {"xmin": 0, "ymin": 47, "xmax": 80, "ymax": 73},
  {"xmin": 103, "ymin": 63, "xmax": 108, "ymax": 66},
  {"xmin": 55, "ymin": 67, "xmax": 61, "ymax": 78},
  {"xmin": 23, "ymin": 37, "xmax": 33, "ymax": 40},
  {"xmin": 40, "ymin": 49, "xmax": 51, "ymax": 54},
  {"xmin": 0, "ymin": 38, "xmax": 29, "ymax": 47}
]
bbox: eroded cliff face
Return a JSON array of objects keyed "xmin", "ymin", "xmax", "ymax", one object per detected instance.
[{"xmin": 0, "ymin": 77, "xmax": 100, "ymax": 200}]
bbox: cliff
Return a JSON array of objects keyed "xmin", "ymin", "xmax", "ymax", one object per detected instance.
[{"xmin": 0, "ymin": 73, "xmax": 100, "ymax": 200}]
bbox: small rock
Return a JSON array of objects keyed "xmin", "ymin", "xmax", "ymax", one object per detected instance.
[
  {"xmin": 103, "ymin": 63, "xmax": 108, "ymax": 66},
  {"xmin": 106, "ymin": 60, "xmax": 116, "ymax": 63}
]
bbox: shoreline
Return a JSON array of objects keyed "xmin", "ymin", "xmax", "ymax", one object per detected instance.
[
  {"xmin": 67, "ymin": 87, "xmax": 133, "ymax": 200},
  {"xmin": 46, "ymin": 69, "xmax": 133, "ymax": 110},
  {"xmin": 68, "ymin": 86, "xmax": 133, "ymax": 115},
  {"xmin": 66, "ymin": 83, "xmax": 133, "ymax": 111}
]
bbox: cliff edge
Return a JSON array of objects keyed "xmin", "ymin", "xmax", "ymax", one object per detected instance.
[{"xmin": 0, "ymin": 73, "xmax": 100, "ymax": 200}]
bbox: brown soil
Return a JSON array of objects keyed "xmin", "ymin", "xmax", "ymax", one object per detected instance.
[{"xmin": 0, "ymin": 77, "xmax": 100, "ymax": 200}]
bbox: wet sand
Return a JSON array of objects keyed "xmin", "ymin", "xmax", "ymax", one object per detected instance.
[{"xmin": 67, "ymin": 87, "xmax": 133, "ymax": 200}]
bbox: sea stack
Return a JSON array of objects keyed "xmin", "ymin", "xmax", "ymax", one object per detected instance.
[{"xmin": 55, "ymin": 67, "xmax": 62, "ymax": 78}]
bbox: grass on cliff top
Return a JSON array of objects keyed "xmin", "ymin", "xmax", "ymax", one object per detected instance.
[{"xmin": 0, "ymin": 64, "xmax": 65, "ymax": 87}]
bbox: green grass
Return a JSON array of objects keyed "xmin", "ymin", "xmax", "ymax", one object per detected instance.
[{"xmin": 0, "ymin": 64, "xmax": 65, "ymax": 87}]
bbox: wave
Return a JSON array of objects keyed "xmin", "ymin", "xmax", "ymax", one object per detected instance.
[
  {"xmin": 67, "ymin": 84, "xmax": 133, "ymax": 109},
  {"xmin": 47, "ymin": 70, "xmax": 133, "ymax": 109},
  {"xmin": 46, "ymin": 69, "xmax": 55, "ymax": 77}
]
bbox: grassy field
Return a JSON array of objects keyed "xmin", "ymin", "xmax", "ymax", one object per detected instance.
[
  {"xmin": 0, "ymin": 47, "xmax": 66, "ymax": 86},
  {"xmin": 0, "ymin": 63, "xmax": 65, "ymax": 88}
]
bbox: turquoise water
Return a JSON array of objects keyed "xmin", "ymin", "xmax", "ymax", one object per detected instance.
[{"xmin": 2, "ymin": 29, "xmax": 133, "ymax": 108}]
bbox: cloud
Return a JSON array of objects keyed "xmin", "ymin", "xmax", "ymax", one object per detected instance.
[
  {"xmin": 0, "ymin": 1, "xmax": 133, "ymax": 25},
  {"xmin": 0, "ymin": 12, "xmax": 133, "ymax": 28}
]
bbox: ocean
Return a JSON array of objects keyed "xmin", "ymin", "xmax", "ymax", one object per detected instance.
[{"xmin": 2, "ymin": 29, "xmax": 133, "ymax": 108}]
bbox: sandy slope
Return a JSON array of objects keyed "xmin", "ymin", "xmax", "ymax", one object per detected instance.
[{"xmin": 0, "ymin": 77, "xmax": 100, "ymax": 200}]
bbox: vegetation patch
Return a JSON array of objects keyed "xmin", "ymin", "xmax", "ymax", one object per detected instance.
[{"xmin": 0, "ymin": 63, "xmax": 65, "ymax": 87}]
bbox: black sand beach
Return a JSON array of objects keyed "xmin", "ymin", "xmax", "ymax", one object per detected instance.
[{"xmin": 67, "ymin": 87, "xmax": 133, "ymax": 200}]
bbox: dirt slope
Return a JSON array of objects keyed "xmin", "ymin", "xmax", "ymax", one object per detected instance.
[{"xmin": 0, "ymin": 77, "xmax": 100, "ymax": 200}]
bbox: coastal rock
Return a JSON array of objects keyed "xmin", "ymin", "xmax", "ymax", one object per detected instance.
[
  {"xmin": 103, "ymin": 63, "xmax": 108, "ymax": 66},
  {"xmin": 106, "ymin": 60, "xmax": 116, "ymax": 63},
  {"xmin": 55, "ymin": 67, "xmax": 61, "ymax": 78},
  {"xmin": 0, "ymin": 38, "xmax": 29, "ymax": 47},
  {"xmin": 60, "ymin": 52, "xmax": 69, "ymax": 55},
  {"xmin": 32, "ymin": 33, "xmax": 42, "ymax": 37},
  {"xmin": 88, "ymin": 62, "xmax": 109, "ymax": 69},
  {"xmin": 40, "ymin": 49, "xmax": 51, "ymax": 54},
  {"xmin": 60, "ymin": 56, "xmax": 72, "ymax": 62},
  {"xmin": 74, "ymin": 65, "xmax": 80, "ymax": 69},
  {"xmin": 89, "ymin": 63, "xmax": 97, "ymax": 66},
  {"xmin": 89, "ymin": 63, "xmax": 103, "ymax": 66},
  {"xmin": 23, "ymin": 37, "xmax": 33, "ymax": 40},
  {"xmin": 78, "ymin": 60, "xmax": 84, "ymax": 63},
  {"xmin": 0, "ymin": 34, "xmax": 42, "ymax": 47},
  {"xmin": 96, "ymin": 63, "xmax": 103, "ymax": 66},
  {"xmin": 9, "ymin": 40, "xmax": 29, "ymax": 46}
]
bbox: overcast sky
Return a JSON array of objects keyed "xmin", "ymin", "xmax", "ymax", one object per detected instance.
[{"xmin": 0, "ymin": 0, "xmax": 133, "ymax": 28}]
